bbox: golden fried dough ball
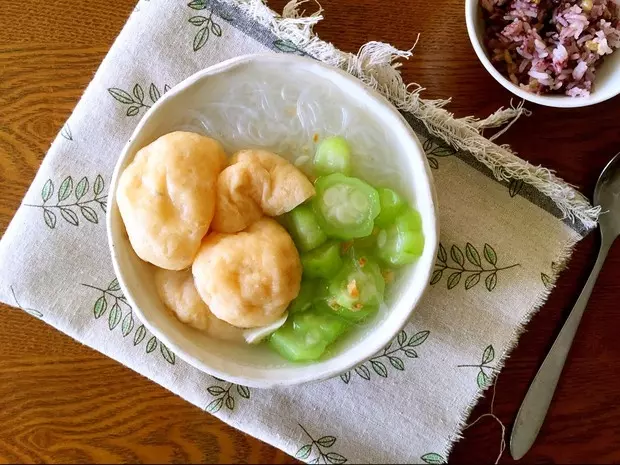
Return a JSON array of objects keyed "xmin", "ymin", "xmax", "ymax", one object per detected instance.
[
  {"xmin": 154, "ymin": 268, "xmax": 242, "ymax": 342},
  {"xmin": 211, "ymin": 149, "xmax": 315, "ymax": 233},
  {"xmin": 117, "ymin": 131, "xmax": 226, "ymax": 270},
  {"xmin": 192, "ymin": 218, "xmax": 302, "ymax": 328}
]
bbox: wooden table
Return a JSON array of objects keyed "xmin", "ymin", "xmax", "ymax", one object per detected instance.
[{"xmin": 1, "ymin": 0, "xmax": 619, "ymax": 463}]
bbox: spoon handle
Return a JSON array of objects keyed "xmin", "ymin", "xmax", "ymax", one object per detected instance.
[{"xmin": 510, "ymin": 239, "xmax": 611, "ymax": 460}]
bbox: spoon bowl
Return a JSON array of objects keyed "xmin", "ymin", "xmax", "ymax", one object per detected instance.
[{"xmin": 594, "ymin": 153, "xmax": 620, "ymax": 241}]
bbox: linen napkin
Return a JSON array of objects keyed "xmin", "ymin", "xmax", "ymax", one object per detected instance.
[{"xmin": 0, "ymin": 0, "xmax": 598, "ymax": 463}]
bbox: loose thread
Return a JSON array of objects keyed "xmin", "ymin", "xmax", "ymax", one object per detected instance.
[{"xmin": 463, "ymin": 373, "xmax": 506, "ymax": 464}]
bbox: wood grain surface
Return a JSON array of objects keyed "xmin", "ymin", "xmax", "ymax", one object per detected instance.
[{"xmin": 1, "ymin": 0, "xmax": 619, "ymax": 463}]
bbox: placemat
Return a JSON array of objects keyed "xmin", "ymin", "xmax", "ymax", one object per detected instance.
[{"xmin": 0, "ymin": 0, "xmax": 598, "ymax": 463}]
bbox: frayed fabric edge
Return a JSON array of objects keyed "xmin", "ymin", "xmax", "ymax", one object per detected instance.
[{"xmin": 228, "ymin": 0, "xmax": 600, "ymax": 231}]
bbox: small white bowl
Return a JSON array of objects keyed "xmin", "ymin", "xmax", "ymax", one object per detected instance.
[
  {"xmin": 465, "ymin": 0, "xmax": 620, "ymax": 108},
  {"xmin": 107, "ymin": 54, "xmax": 438, "ymax": 388}
]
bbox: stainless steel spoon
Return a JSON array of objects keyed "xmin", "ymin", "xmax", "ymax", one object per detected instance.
[{"xmin": 510, "ymin": 152, "xmax": 620, "ymax": 460}]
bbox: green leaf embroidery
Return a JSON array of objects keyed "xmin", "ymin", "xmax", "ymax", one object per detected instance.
[
  {"xmin": 108, "ymin": 303, "xmax": 122, "ymax": 330},
  {"xmin": 160, "ymin": 343, "xmax": 176, "ymax": 365},
  {"xmin": 296, "ymin": 444, "xmax": 313, "ymax": 460},
  {"xmin": 10, "ymin": 286, "xmax": 44, "ymax": 319},
  {"xmin": 207, "ymin": 386, "xmax": 225, "ymax": 396},
  {"xmin": 447, "ymin": 271, "xmax": 462, "ymax": 289},
  {"xmin": 482, "ymin": 345, "xmax": 495, "ymax": 364},
  {"xmin": 355, "ymin": 365, "xmax": 370, "ymax": 380},
  {"xmin": 188, "ymin": 0, "xmax": 208, "ymax": 9},
  {"xmin": 408, "ymin": 330, "xmax": 430, "ymax": 347},
  {"xmin": 93, "ymin": 295, "xmax": 107, "ymax": 319},
  {"xmin": 483, "ymin": 243, "xmax": 497, "ymax": 266},
  {"xmin": 108, "ymin": 83, "xmax": 169, "ymax": 117},
  {"xmin": 26, "ymin": 175, "xmax": 107, "ymax": 229},
  {"xmin": 133, "ymin": 83, "xmax": 145, "ymax": 103},
  {"xmin": 273, "ymin": 39, "xmax": 304, "ymax": 55},
  {"xmin": 389, "ymin": 356, "xmax": 405, "ymax": 371},
  {"xmin": 485, "ymin": 272, "xmax": 498, "ymax": 291},
  {"xmin": 326, "ymin": 453, "xmax": 347, "ymax": 464},
  {"xmin": 541, "ymin": 272, "xmax": 552, "ymax": 289},
  {"xmin": 134, "ymin": 325, "xmax": 147, "ymax": 345},
  {"xmin": 509, "ymin": 178, "xmax": 524, "ymax": 197},
  {"xmin": 205, "ymin": 377, "xmax": 251, "ymax": 413},
  {"xmin": 108, "ymin": 88, "xmax": 134, "ymax": 104},
  {"xmin": 58, "ymin": 176, "xmax": 73, "ymax": 202},
  {"xmin": 464, "ymin": 273, "xmax": 481, "ymax": 290},
  {"xmin": 437, "ymin": 243, "xmax": 447, "ymax": 263},
  {"xmin": 317, "ymin": 436, "xmax": 336, "ymax": 448},
  {"xmin": 430, "ymin": 269, "xmax": 443, "ymax": 285},
  {"xmin": 146, "ymin": 336, "xmax": 158, "ymax": 353},
  {"xmin": 43, "ymin": 209, "xmax": 56, "ymax": 229},
  {"xmin": 41, "ymin": 179, "xmax": 54, "ymax": 202},
  {"xmin": 465, "ymin": 243, "xmax": 481, "ymax": 267},
  {"xmin": 421, "ymin": 453, "xmax": 446, "ymax": 464},
  {"xmin": 60, "ymin": 124, "xmax": 73, "ymax": 141},
  {"xmin": 206, "ymin": 397, "xmax": 224, "ymax": 413},
  {"xmin": 80, "ymin": 206, "xmax": 98, "ymax": 224},
  {"xmin": 432, "ymin": 242, "xmax": 518, "ymax": 291},
  {"xmin": 477, "ymin": 369, "xmax": 489, "ymax": 388},
  {"xmin": 193, "ymin": 26, "xmax": 210, "ymax": 51},
  {"xmin": 189, "ymin": 15, "xmax": 207, "ymax": 25},
  {"xmin": 211, "ymin": 21, "xmax": 222, "ymax": 36},
  {"xmin": 149, "ymin": 83, "xmax": 161, "ymax": 103},
  {"xmin": 297, "ymin": 425, "xmax": 347, "ymax": 464},
  {"xmin": 93, "ymin": 175, "xmax": 105, "ymax": 196},
  {"xmin": 458, "ymin": 344, "xmax": 496, "ymax": 388},
  {"xmin": 60, "ymin": 207, "xmax": 79, "ymax": 226},
  {"xmin": 422, "ymin": 138, "xmax": 455, "ymax": 169},
  {"xmin": 344, "ymin": 329, "xmax": 430, "ymax": 383},
  {"xmin": 83, "ymin": 282, "xmax": 173, "ymax": 364},
  {"xmin": 236, "ymin": 385, "xmax": 250, "ymax": 399},
  {"xmin": 371, "ymin": 360, "xmax": 388, "ymax": 377},
  {"xmin": 121, "ymin": 312, "xmax": 134, "ymax": 337},
  {"xmin": 75, "ymin": 177, "xmax": 89, "ymax": 200}
]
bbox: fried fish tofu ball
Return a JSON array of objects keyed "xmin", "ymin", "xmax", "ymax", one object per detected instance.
[
  {"xmin": 117, "ymin": 131, "xmax": 226, "ymax": 270},
  {"xmin": 154, "ymin": 268, "xmax": 242, "ymax": 342},
  {"xmin": 211, "ymin": 149, "xmax": 315, "ymax": 233},
  {"xmin": 192, "ymin": 218, "xmax": 302, "ymax": 328}
]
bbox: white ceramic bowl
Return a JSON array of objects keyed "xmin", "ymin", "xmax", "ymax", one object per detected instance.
[
  {"xmin": 465, "ymin": 0, "xmax": 620, "ymax": 108},
  {"xmin": 107, "ymin": 54, "xmax": 438, "ymax": 388}
]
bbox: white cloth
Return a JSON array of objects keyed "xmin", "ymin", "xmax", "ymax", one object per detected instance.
[{"xmin": 0, "ymin": 1, "xmax": 592, "ymax": 463}]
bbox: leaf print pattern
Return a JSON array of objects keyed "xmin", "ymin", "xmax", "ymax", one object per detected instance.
[
  {"xmin": 60, "ymin": 123, "xmax": 73, "ymax": 141},
  {"xmin": 82, "ymin": 279, "xmax": 175, "ymax": 365},
  {"xmin": 296, "ymin": 424, "xmax": 347, "ymax": 464},
  {"xmin": 108, "ymin": 82, "xmax": 170, "ymax": 117},
  {"xmin": 187, "ymin": 0, "xmax": 228, "ymax": 51},
  {"xmin": 421, "ymin": 453, "xmax": 446, "ymax": 464},
  {"xmin": 422, "ymin": 138, "xmax": 456, "ymax": 170},
  {"xmin": 205, "ymin": 377, "xmax": 251, "ymax": 413},
  {"xmin": 273, "ymin": 39, "xmax": 306, "ymax": 55},
  {"xmin": 24, "ymin": 175, "xmax": 107, "ymax": 229},
  {"xmin": 508, "ymin": 178, "xmax": 524, "ymax": 197},
  {"xmin": 432, "ymin": 242, "xmax": 519, "ymax": 291},
  {"xmin": 458, "ymin": 344, "xmax": 497, "ymax": 388},
  {"xmin": 10, "ymin": 286, "xmax": 43, "ymax": 318},
  {"xmin": 340, "ymin": 329, "xmax": 430, "ymax": 383},
  {"xmin": 541, "ymin": 261, "xmax": 560, "ymax": 289}
]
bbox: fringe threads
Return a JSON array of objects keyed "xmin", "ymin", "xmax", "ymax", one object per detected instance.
[{"xmin": 228, "ymin": 0, "xmax": 600, "ymax": 231}]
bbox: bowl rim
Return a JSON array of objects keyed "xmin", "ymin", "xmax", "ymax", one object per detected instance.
[
  {"xmin": 464, "ymin": 0, "xmax": 620, "ymax": 108},
  {"xmin": 106, "ymin": 53, "xmax": 439, "ymax": 388}
]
